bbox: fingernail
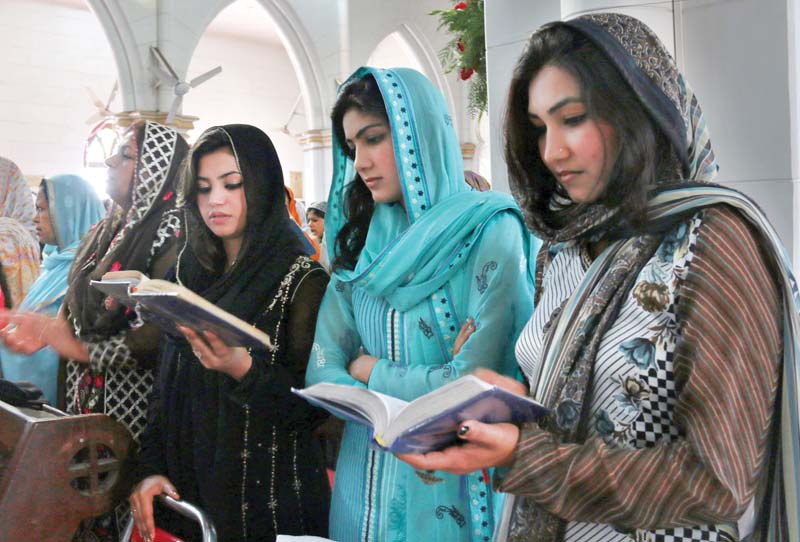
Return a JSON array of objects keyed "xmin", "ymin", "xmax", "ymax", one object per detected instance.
[{"xmin": 458, "ymin": 425, "xmax": 470, "ymax": 436}]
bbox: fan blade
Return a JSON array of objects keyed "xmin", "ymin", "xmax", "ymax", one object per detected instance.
[
  {"xmin": 166, "ymin": 95, "xmax": 182, "ymax": 124},
  {"xmin": 106, "ymin": 80, "xmax": 119, "ymax": 109},
  {"xmin": 189, "ymin": 66, "xmax": 222, "ymax": 88},
  {"xmin": 151, "ymin": 46, "xmax": 179, "ymax": 80},
  {"xmin": 85, "ymin": 112, "xmax": 104, "ymax": 125},
  {"xmin": 147, "ymin": 65, "xmax": 178, "ymax": 87},
  {"xmin": 85, "ymin": 87, "xmax": 106, "ymax": 110}
]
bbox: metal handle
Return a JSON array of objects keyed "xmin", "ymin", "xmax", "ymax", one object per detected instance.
[{"xmin": 121, "ymin": 494, "xmax": 218, "ymax": 542}]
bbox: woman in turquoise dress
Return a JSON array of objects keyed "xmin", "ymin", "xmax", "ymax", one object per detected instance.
[
  {"xmin": 305, "ymin": 67, "xmax": 538, "ymax": 542},
  {"xmin": 0, "ymin": 174, "xmax": 104, "ymax": 404}
]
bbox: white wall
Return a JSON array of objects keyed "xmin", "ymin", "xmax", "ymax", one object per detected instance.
[
  {"xmin": 183, "ymin": 32, "xmax": 304, "ymax": 181},
  {"xmin": 0, "ymin": 0, "xmax": 119, "ymax": 184}
]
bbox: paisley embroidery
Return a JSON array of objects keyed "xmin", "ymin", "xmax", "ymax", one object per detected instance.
[
  {"xmin": 414, "ymin": 470, "xmax": 444, "ymax": 485},
  {"xmin": 418, "ymin": 317, "xmax": 434, "ymax": 339},
  {"xmin": 427, "ymin": 364, "xmax": 453, "ymax": 379},
  {"xmin": 435, "ymin": 505, "xmax": 466, "ymax": 528},
  {"xmin": 312, "ymin": 343, "xmax": 326, "ymax": 368},
  {"xmin": 475, "ymin": 260, "xmax": 498, "ymax": 294}
]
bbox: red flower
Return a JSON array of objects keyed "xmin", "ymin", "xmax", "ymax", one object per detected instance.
[
  {"xmin": 94, "ymin": 375, "xmax": 104, "ymax": 388},
  {"xmin": 460, "ymin": 67, "xmax": 474, "ymax": 80},
  {"xmin": 457, "ymin": 40, "xmax": 465, "ymax": 53},
  {"xmin": 162, "ymin": 190, "xmax": 174, "ymax": 201},
  {"xmin": 110, "ymin": 261, "xmax": 122, "ymax": 272},
  {"xmin": 84, "ymin": 374, "xmax": 92, "ymax": 384},
  {"xmin": 454, "ymin": 2, "xmax": 468, "ymax": 10}
]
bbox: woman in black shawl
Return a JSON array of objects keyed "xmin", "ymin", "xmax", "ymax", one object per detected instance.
[{"xmin": 130, "ymin": 125, "xmax": 330, "ymax": 542}]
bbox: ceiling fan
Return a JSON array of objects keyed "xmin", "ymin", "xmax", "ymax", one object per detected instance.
[
  {"xmin": 84, "ymin": 81, "xmax": 118, "ymax": 125},
  {"xmin": 275, "ymin": 93, "xmax": 303, "ymax": 138},
  {"xmin": 148, "ymin": 46, "xmax": 222, "ymax": 124}
]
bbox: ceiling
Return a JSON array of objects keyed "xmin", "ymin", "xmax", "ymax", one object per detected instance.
[{"xmin": 47, "ymin": 0, "xmax": 284, "ymax": 48}]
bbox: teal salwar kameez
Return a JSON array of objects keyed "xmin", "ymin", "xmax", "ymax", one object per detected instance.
[{"xmin": 307, "ymin": 67, "xmax": 539, "ymax": 542}]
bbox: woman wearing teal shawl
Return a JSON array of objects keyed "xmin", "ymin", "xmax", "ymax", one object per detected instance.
[
  {"xmin": 306, "ymin": 67, "xmax": 539, "ymax": 542},
  {"xmin": 0, "ymin": 174, "xmax": 104, "ymax": 404}
]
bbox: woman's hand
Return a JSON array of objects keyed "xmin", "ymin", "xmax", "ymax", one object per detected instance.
[
  {"xmin": 397, "ymin": 420, "xmax": 521, "ymax": 475},
  {"xmin": 0, "ymin": 312, "xmax": 89, "ymax": 361},
  {"xmin": 396, "ymin": 369, "xmax": 527, "ymax": 474},
  {"xmin": 0, "ymin": 311, "xmax": 51, "ymax": 354},
  {"xmin": 129, "ymin": 475, "xmax": 181, "ymax": 542},
  {"xmin": 348, "ymin": 354, "xmax": 378, "ymax": 384},
  {"xmin": 471, "ymin": 367, "xmax": 528, "ymax": 396},
  {"xmin": 179, "ymin": 326, "xmax": 252, "ymax": 381},
  {"xmin": 453, "ymin": 317, "xmax": 476, "ymax": 355}
]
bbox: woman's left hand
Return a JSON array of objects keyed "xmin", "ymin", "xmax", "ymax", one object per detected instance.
[
  {"xmin": 179, "ymin": 326, "xmax": 252, "ymax": 381},
  {"xmin": 348, "ymin": 354, "xmax": 378, "ymax": 384},
  {"xmin": 397, "ymin": 420, "xmax": 520, "ymax": 475}
]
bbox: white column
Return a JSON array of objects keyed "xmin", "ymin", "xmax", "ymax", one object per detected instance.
[
  {"xmin": 299, "ymin": 129, "xmax": 333, "ymax": 204},
  {"xmin": 676, "ymin": 0, "xmax": 794, "ymax": 260},
  {"xmin": 484, "ymin": 0, "xmax": 561, "ymax": 193}
]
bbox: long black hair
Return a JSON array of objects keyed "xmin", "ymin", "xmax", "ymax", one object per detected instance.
[
  {"xmin": 329, "ymin": 75, "xmax": 388, "ymax": 271},
  {"xmin": 178, "ymin": 128, "xmax": 232, "ymax": 271},
  {"xmin": 505, "ymin": 23, "xmax": 674, "ymax": 232}
]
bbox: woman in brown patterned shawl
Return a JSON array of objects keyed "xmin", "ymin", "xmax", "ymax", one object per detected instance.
[
  {"xmin": 1, "ymin": 120, "xmax": 188, "ymax": 540},
  {"xmin": 399, "ymin": 13, "xmax": 796, "ymax": 542}
]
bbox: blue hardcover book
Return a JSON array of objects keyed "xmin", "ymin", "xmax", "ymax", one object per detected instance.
[
  {"xmin": 293, "ymin": 375, "xmax": 548, "ymax": 453},
  {"xmin": 90, "ymin": 270, "xmax": 273, "ymax": 350}
]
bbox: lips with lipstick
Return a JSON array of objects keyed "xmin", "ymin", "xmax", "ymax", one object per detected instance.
[
  {"xmin": 363, "ymin": 176, "xmax": 381, "ymax": 189},
  {"xmin": 555, "ymin": 170, "xmax": 580, "ymax": 184},
  {"xmin": 208, "ymin": 211, "xmax": 232, "ymax": 225}
]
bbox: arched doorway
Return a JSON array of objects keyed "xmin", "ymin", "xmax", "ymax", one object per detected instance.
[{"xmin": 183, "ymin": 0, "xmax": 306, "ymax": 191}]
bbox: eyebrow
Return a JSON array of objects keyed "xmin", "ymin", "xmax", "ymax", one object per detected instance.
[
  {"xmin": 346, "ymin": 122, "xmax": 385, "ymax": 144},
  {"xmin": 528, "ymin": 97, "xmax": 583, "ymax": 120},
  {"xmin": 196, "ymin": 171, "xmax": 242, "ymax": 182}
]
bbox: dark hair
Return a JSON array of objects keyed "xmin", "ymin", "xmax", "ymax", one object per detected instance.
[
  {"xmin": 307, "ymin": 208, "xmax": 325, "ymax": 220},
  {"xmin": 178, "ymin": 129, "xmax": 234, "ymax": 271},
  {"xmin": 330, "ymin": 75, "xmax": 388, "ymax": 271},
  {"xmin": 38, "ymin": 179, "xmax": 49, "ymax": 203},
  {"xmin": 505, "ymin": 23, "xmax": 673, "ymax": 231}
]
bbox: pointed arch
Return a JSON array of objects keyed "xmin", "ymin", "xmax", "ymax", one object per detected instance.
[
  {"xmin": 197, "ymin": 0, "xmax": 328, "ymax": 130},
  {"xmin": 85, "ymin": 0, "xmax": 147, "ymax": 110}
]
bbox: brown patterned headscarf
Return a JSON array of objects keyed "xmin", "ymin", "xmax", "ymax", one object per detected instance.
[{"xmin": 512, "ymin": 13, "xmax": 718, "ymax": 245}]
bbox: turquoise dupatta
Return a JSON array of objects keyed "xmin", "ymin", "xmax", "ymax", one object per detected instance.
[
  {"xmin": 0, "ymin": 174, "xmax": 105, "ymax": 404},
  {"xmin": 327, "ymin": 67, "xmax": 537, "ymax": 311}
]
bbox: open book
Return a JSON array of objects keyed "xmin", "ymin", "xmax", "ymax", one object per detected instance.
[
  {"xmin": 293, "ymin": 375, "xmax": 547, "ymax": 453},
  {"xmin": 91, "ymin": 270, "xmax": 273, "ymax": 350}
]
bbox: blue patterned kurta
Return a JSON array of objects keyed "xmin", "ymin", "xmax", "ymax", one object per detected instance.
[{"xmin": 308, "ymin": 212, "xmax": 533, "ymax": 542}]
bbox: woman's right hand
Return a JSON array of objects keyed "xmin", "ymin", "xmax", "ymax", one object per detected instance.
[
  {"xmin": 0, "ymin": 311, "xmax": 52, "ymax": 354},
  {"xmin": 452, "ymin": 317, "xmax": 476, "ymax": 356},
  {"xmin": 129, "ymin": 475, "xmax": 181, "ymax": 542}
]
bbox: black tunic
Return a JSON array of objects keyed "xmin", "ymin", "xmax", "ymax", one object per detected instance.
[{"xmin": 137, "ymin": 257, "xmax": 330, "ymax": 542}]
